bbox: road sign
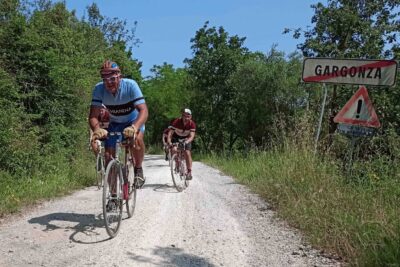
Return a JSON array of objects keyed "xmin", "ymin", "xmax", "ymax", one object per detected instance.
[
  {"xmin": 337, "ymin": 124, "xmax": 376, "ymax": 137},
  {"xmin": 302, "ymin": 58, "xmax": 398, "ymax": 86},
  {"xmin": 334, "ymin": 86, "xmax": 380, "ymax": 128}
]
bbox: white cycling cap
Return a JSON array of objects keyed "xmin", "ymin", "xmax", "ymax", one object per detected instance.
[{"xmin": 183, "ymin": 108, "xmax": 192, "ymax": 115}]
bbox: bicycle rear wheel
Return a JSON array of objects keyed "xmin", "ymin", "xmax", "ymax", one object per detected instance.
[
  {"xmin": 170, "ymin": 154, "xmax": 185, "ymax": 192},
  {"xmin": 125, "ymin": 161, "xmax": 137, "ymax": 218},
  {"xmin": 103, "ymin": 160, "xmax": 123, "ymax": 238},
  {"xmin": 95, "ymin": 153, "xmax": 105, "ymax": 189}
]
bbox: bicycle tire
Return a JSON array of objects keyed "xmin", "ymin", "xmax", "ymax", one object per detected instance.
[
  {"xmin": 125, "ymin": 161, "xmax": 136, "ymax": 218},
  {"xmin": 103, "ymin": 159, "xmax": 123, "ymax": 238},
  {"xmin": 170, "ymin": 154, "xmax": 185, "ymax": 192},
  {"xmin": 95, "ymin": 153, "xmax": 105, "ymax": 189},
  {"xmin": 179, "ymin": 154, "xmax": 189, "ymax": 189},
  {"xmin": 168, "ymin": 149, "xmax": 172, "ymax": 167}
]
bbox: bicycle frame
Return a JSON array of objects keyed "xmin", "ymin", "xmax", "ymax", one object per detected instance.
[
  {"xmin": 107, "ymin": 132, "xmax": 135, "ymax": 201},
  {"xmin": 102, "ymin": 132, "xmax": 137, "ymax": 238}
]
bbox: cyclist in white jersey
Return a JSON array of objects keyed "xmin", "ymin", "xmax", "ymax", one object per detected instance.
[{"xmin": 88, "ymin": 60, "xmax": 148, "ymax": 188}]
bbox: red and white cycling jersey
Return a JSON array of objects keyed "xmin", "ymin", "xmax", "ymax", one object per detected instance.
[{"xmin": 170, "ymin": 118, "xmax": 196, "ymax": 138}]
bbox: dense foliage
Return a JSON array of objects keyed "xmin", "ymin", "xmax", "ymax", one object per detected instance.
[{"xmin": 0, "ymin": 0, "xmax": 141, "ymax": 177}]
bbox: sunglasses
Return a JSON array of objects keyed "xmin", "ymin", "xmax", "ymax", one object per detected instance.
[{"xmin": 102, "ymin": 75, "xmax": 119, "ymax": 83}]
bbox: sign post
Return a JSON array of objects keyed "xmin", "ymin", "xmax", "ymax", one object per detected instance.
[{"xmin": 314, "ymin": 83, "xmax": 328, "ymax": 154}]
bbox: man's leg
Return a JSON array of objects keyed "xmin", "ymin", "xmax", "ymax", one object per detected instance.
[
  {"xmin": 104, "ymin": 148, "xmax": 117, "ymax": 190},
  {"xmin": 133, "ymin": 131, "xmax": 145, "ymax": 188},
  {"xmin": 133, "ymin": 131, "xmax": 145, "ymax": 167},
  {"xmin": 184, "ymin": 150, "xmax": 193, "ymax": 179}
]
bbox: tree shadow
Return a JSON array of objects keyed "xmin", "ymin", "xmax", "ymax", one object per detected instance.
[
  {"xmin": 28, "ymin": 212, "xmax": 110, "ymax": 244},
  {"xmin": 144, "ymin": 155, "xmax": 163, "ymax": 160},
  {"xmin": 127, "ymin": 246, "xmax": 216, "ymax": 267},
  {"xmin": 146, "ymin": 164, "xmax": 168, "ymax": 168}
]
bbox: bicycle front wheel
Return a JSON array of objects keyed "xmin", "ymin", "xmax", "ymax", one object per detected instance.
[
  {"xmin": 170, "ymin": 154, "xmax": 185, "ymax": 192},
  {"xmin": 103, "ymin": 160, "xmax": 123, "ymax": 238},
  {"xmin": 125, "ymin": 162, "xmax": 137, "ymax": 218}
]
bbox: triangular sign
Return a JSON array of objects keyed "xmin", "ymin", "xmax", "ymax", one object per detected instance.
[{"xmin": 334, "ymin": 86, "xmax": 381, "ymax": 128}]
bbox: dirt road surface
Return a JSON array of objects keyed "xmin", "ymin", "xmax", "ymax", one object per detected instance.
[{"xmin": 0, "ymin": 155, "xmax": 341, "ymax": 267}]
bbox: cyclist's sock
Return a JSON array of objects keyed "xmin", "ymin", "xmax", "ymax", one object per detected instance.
[
  {"xmin": 134, "ymin": 167, "xmax": 145, "ymax": 188},
  {"xmin": 186, "ymin": 169, "xmax": 193, "ymax": 180}
]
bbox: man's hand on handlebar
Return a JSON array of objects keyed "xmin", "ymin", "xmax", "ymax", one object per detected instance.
[
  {"xmin": 123, "ymin": 125, "xmax": 137, "ymax": 138},
  {"xmin": 92, "ymin": 128, "xmax": 108, "ymax": 140}
]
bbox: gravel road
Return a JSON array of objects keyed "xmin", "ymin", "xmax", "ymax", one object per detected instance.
[{"xmin": 0, "ymin": 155, "xmax": 342, "ymax": 267}]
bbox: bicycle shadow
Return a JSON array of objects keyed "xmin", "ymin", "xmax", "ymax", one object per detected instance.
[
  {"xmin": 141, "ymin": 183, "xmax": 179, "ymax": 193},
  {"xmin": 28, "ymin": 212, "xmax": 110, "ymax": 244},
  {"xmin": 127, "ymin": 246, "xmax": 216, "ymax": 266}
]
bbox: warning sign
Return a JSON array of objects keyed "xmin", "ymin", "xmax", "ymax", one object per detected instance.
[{"xmin": 333, "ymin": 86, "xmax": 380, "ymax": 128}]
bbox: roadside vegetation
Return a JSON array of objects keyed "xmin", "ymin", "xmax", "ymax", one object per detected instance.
[
  {"xmin": 203, "ymin": 122, "xmax": 400, "ymax": 266},
  {"xmin": 1, "ymin": 0, "xmax": 399, "ymax": 266}
]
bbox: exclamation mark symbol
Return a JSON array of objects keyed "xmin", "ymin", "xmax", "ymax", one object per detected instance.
[{"xmin": 356, "ymin": 99, "xmax": 363, "ymax": 119}]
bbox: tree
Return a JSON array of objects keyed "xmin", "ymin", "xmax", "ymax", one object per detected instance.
[
  {"xmin": 184, "ymin": 22, "xmax": 249, "ymax": 152},
  {"xmin": 227, "ymin": 49, "xmax": 305, "ymax": 149},
  {"xmin": 142, "ymin": 63, "xmax": 189, "ymax": 145}
]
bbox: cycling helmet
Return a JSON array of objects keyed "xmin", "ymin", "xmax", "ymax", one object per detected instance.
[{"xmin": 100, "ymin": 60, "xmax": 121, "ymax": 77}]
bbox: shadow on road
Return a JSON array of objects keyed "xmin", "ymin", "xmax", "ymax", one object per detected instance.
[
  {"xmin": 28, "ymin": 212, "xmax": 110, "ymax": 244},
  {"xmin": 127, "ymin": 246, "xmax": 216, "ymax": 267},
  {"xmin": 145, "ymin": 155, "xmax": 163, "ymax": 160},
  {"xmin": 146, "ymin": 164, "xmax": 168, "ymax": 168},
  {"xmin": 142, "ymin": 183, "xmax": 179, "ymax": 193}
]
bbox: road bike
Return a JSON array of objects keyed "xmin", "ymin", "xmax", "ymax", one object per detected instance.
[
  {"xmin": 94, "ymin": 140, "xmax": 105, "ymax": 189},
  {"xmin": 170, "ymin": 139, "xmax": 190, "ymax": 192},
  {"xmin": 102, "ymin": 132, "xmax": 137, "ymax": 238}
]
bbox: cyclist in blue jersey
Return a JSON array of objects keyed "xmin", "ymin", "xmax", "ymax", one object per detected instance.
[{"xmin": 88, "ymin": 60, "xmax": 148, "ymax": 188}]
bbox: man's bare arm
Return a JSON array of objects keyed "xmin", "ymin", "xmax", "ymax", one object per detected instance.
[
  {"xmin": 186, "ymin": 131, "xmax": 195, "ymax": 143},
  {"xmin": 89, "ymin": 106, "xmax": 102, "ymax": 131},
  {"xmin": 132, "ymin": 103, "xmax": 148, "ymax": 131}
]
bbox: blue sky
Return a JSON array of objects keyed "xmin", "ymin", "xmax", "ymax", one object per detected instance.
[{"xmin": 58, "ymin": 0, "xmax": 322, "ymax": 76}]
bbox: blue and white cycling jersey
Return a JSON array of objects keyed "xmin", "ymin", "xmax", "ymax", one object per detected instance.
[{"xmin": 91, "ymin": 78, "xmax": 145, "ymax": 124}]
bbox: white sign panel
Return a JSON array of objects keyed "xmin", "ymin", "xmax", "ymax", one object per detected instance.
[{"xmin": 302, "ymin": 58, "xmax": 398, "ymax": 86}]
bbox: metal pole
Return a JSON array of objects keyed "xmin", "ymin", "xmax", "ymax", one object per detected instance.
[
  {"xmin": 346, "ymin": 136, "xmax": 357, "ymax": 176},
  {"xmin": 314, "ymin": 83, "xmax": 328, "ymax": 154}
]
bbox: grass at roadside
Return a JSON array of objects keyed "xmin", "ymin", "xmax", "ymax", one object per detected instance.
[
  {"xmin": 202, "ymin": 147, "xmax": 400, "ymax": 266},
  {"xmin": 0, "ymin": 152, "xmax": 95, "ymax": 217}
]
